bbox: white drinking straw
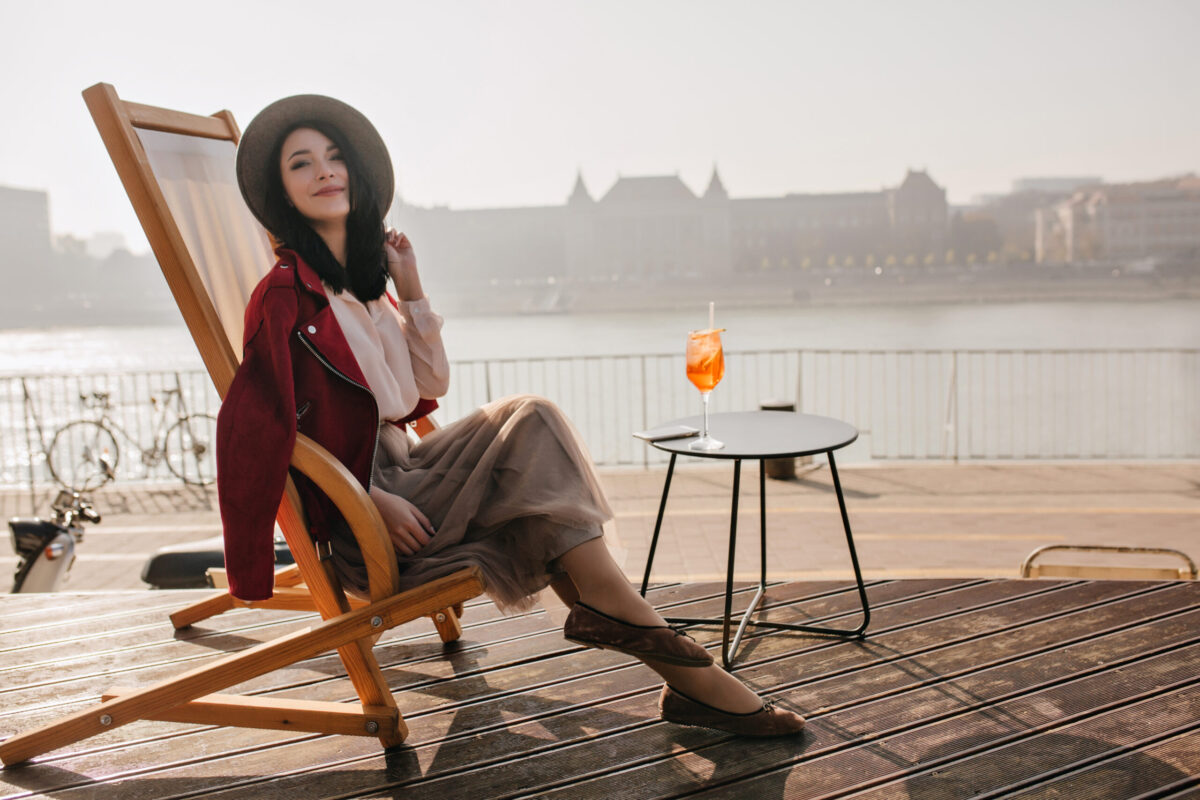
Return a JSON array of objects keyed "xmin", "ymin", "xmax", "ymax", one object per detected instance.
[{"xmin": 708, "ymin": 301, "xmax": 715, "ymax": 330}]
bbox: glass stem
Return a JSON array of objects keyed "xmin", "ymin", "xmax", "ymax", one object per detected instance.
[{"xmin": 701, "ymin": 391, "xmax": 711, "ymax": 438}]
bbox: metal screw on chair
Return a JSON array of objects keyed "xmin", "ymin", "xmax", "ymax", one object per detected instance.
[
  {"xmin": 370, "ymin": 616, "xmax": 383, "ymax": 628},
  {"xmin": 99, "ymin": 715, "xmax": 112, "ymax": 727},
  {"xmin": 435, "ymin": 612, "xmax": 447, "ymax": 623},
  {"xmin": 365, "ymin": 721, "xmax": 379, "ymax": 734}
]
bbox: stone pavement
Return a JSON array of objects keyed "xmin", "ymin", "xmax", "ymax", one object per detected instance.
[{"xmin": 2, "ymin": 461, "xmax": 1197, "ymax": 592}]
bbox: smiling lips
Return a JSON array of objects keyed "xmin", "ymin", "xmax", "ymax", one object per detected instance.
[{"xmin": 314, "ymin": 186, "xmax": 344, "ymax": 197}]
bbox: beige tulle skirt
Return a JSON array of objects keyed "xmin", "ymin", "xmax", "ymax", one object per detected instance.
[{"xmin": 328, "ymin": 394, "xmax": 612, "ymax": 613}]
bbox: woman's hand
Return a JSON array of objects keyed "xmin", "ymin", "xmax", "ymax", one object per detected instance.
[
  {"xmin": 385, "ymin": 229, "xmax": 424, "ymax": 301},
  {"xmin": 369, "ymin": 486, "xmax": 435, "ymax": 556}
]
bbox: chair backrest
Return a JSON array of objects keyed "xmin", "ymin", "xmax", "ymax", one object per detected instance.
[
  {"xmin": 82, "ymin": 83, "xmax": 274, "ymax": 399},
  {"xmin": 83, "ymin": 84, "xmax": 336, "ymax": 597}
]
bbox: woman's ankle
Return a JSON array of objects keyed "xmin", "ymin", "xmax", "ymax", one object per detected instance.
[
  {"xmin": 575, "ymin": 594, "xmax": 665, "ymax": 628},
  {"xmin": 659, "ymin": 667, "xmax": 764, "ymax": 715}
]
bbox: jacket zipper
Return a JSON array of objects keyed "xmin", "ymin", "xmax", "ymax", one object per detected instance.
[{"xmin": 296, "ymin": 331, "xmax": 381, "ymax": 491}]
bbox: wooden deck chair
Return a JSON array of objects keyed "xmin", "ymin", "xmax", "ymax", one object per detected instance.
[{"xmin": 0, "ymin": 83, "xmax": 484, "ymax": 766}]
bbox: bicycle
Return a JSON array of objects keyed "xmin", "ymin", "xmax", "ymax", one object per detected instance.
[{"xmin": 46, "ymin": 380, "xmax": 217, "ymax": 491}]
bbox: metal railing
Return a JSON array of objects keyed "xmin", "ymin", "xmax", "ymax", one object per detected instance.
[
  {"xmin": 1, "ymin": 371, "xmax": 220, "ymax": 489},
  {"xmin": 2, "ymin": 348, "xmax": 1196, "ymax": 489},
  {"xmin": 439, "ymin": 348, "xmax": 1199, "ymax": 464}
]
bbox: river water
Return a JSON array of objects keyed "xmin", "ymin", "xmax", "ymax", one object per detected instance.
[{"xmin": 2, "ymin": 299, "xmax": 1198, "ymax": 376}]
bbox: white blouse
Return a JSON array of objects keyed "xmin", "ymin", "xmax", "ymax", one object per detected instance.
[{"xmin": 325, "ymin": 290, "xmax": 450, "ymax": 422}]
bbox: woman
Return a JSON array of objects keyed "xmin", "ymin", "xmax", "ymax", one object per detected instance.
[{"xmin": 218, "ymin": 94, "xmax": 804, "ymax": 738}]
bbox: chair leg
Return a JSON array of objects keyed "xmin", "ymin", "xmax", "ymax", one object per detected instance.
[
  {"xmin": 431, "ymin": 606, "xmax": 463, "ymax": 642},
  {"xmin": 170, "ymin": 564, "xmax": 309, "ymax": 629},
  {"xmin": 169, "ymin": 592, "xmax": 236, "ymax": 629}
]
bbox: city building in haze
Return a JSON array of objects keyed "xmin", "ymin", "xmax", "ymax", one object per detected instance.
[
  {"xmin": 390, "ymin": 168, "xmax": 950, "ymax": 292},
  {"xmin": 1035, "ymin": 175, "xmax": 1200, "ymax": 264},
  {"xmin": 0, "ymin": 185, "xmax": 52, "ymax": 276}
]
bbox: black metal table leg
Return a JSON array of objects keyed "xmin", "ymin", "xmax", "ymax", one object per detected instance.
[
  {"xmin": 640, "ymin": 452, "xmax": 677, "ymax": 597},
  {"xmin": 719, "ymin": 459, "xmax": 742, "ymax": 667}
]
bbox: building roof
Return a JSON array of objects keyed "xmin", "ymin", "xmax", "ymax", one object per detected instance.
[
  {"xmin": 703, "ymin": 165, "xmax": 728, "ymax": 200},
  {"xmin": 896, "ymin": 169, "xmax": 943, "ymax": 194},
  {"xmin": 600, "ymin": 175, "xmax": 697, "ymax": 204},
  {"xmin": 568, "ymin": 170, "xmax": 593, "ymax": 204}
]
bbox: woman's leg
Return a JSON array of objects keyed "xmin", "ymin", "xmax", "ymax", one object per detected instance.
[
  {"xmin": 548, "ymin": 573, "xmax": 580, "ymax": 607},
  {"xmin": 557, "ymin": 538, "xmax": 764, "ymax": 714}
]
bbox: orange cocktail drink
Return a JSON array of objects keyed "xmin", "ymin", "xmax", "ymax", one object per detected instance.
[
  {"xmin": 686, "ymin": 328, "xmax": 725, "ymax": 450},
  {"xmin": 686, "ymin": 329, "xmax": 725, "ymax": 392}
]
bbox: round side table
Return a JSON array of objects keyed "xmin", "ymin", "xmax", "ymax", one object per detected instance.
[{"xmin": 640, "ymin": 410, "xmax": 870, "ymax": 668}]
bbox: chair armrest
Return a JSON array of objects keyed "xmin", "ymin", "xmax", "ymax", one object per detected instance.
[{"xmin": 289, "ymin": 433, "xmax": 400, "ymax": 601}]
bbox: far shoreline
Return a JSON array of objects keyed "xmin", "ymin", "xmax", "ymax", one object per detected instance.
[{"xmin": 2, "ymin": 277, "xmax": 1197, "ymax": 331}]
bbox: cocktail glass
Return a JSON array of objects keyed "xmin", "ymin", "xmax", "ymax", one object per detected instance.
[{"xmin": 686, "ymin": 328, "xmax": 725, "ymax": 450}]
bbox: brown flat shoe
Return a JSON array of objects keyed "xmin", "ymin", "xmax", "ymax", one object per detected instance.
[
  {"xmin": 659, "ymin": 685, "xmax": 806, "ymax": 737},
  {"xmin": 563, "ymin": 601, "xmax": 714, "ymax": 667}
]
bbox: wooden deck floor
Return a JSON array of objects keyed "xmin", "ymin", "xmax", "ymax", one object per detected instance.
[{"xmin": 1, "ymin": 579, "xmax": 1198, "ymax": 799}]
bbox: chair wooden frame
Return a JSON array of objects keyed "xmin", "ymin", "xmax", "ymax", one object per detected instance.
[{"xmin": 0, "ymin": 83, "xmax": 484, "ymax": 766}]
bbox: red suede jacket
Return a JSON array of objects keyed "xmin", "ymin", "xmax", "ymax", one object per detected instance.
[{"xmin": 215, "ymin": 248, "xmax": 436, "ymax": 601}]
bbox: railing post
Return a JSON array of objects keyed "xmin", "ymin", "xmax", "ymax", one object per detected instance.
[
  {"xmin": 21, "ymin": 378, "xmax": 42, "ymax": 513},
  {"xmin": 794, "ymin": 349, "xmax": 804, "ymax": 413},
  {"xmin": 942, "ymin": 352, "xmax": 959, "ymax": 463},
  {"xmin": 640, "ymin": 355, "xmax": 649, "ymax": 468}
]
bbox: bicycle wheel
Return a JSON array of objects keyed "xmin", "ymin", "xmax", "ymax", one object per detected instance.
[
  {"xmin": 48, "ymin": 421, "xmax": 120, "ymax": 491},
  {"xmin": 165, "ymin": 414, "xmax": 218, "ymax": 486}
]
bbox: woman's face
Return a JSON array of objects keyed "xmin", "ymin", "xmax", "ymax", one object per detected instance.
[{"xmin": 279, "ymin": 127, "xmax": 350, "ymax": 228}]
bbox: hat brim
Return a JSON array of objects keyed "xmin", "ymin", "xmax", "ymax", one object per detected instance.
[{"xmin": 236, "ymin": 94, "xmax": 393, "ymax": 237}]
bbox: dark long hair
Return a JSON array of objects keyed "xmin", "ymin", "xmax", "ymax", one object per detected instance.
[{"xmin": 263, "ymin": 120, "xmax": 388, "ymax": 301}]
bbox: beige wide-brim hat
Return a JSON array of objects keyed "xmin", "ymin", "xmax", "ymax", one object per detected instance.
[{"xmin": 236, "ymin": 94, "xmax": 394, "ymax": 237}]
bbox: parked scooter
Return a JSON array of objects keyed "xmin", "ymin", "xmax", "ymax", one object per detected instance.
[
  {"xmin": 142, "ymin": 531, "xmax": 293, "ymax": 589},
  {"xmin": 9, "ymin": 490, "xmax": 99, "ymax": 593}
]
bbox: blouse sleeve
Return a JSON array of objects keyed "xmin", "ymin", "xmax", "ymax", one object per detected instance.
[{"xmin": 392, "ymin": 296, "xmax": 450, "ymax": 397}]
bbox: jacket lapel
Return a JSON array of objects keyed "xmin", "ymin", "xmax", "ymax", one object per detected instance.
[{"xmin": 282, "ymin": 250, "xmax": 373, "ymax": 392}]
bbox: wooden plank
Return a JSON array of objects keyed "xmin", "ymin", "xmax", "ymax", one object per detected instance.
[
  {"xmin": 4, "ymin": 582, "xmax": 1192, "ymax": 799},
  {"xmin": 0, "ymin": 581, "xmax": 717, "ymax": 751},
  {"xmin": 0, "ymin": 581, "xmax": 925, "ymax": 778},
  {"xmin": 101, "ymin": 688, "xmax": 398, "ymax": 738},
  {"xmin": 0, "ymin": 567, "xmax": 482, "ymax": 765},
  {"xmin": 312, "ymin": 654, "xmax": 1200, "ymax": 800},
  {"xmin": 411, "ymin": 591, "xmax": 1200, "ymax": 799},
  {"xmin": 123, "ymin": 100, "xmax": 234, "ymax": 140},
  {"xmin": 0, "ymin": 592, "xmax": 204, "ymax": 632},
  {"xmin": 0, "ymin": 582, "xmax": 709, "ymax": 710},
  {"xmin": 657, "ymin": 645, "xmax": 1200, "ymax": 799},
  {"xmin": 13, "ymin": 581, "xmax": 1120, "ymax": 798},
  {"xmin": 0, "ymin": 607, "xmax": 318, "ymax": 679},
  {"xmin": 344, "ymin": 584, "xmax": 1193, "ymax": 800},
  {"xmin": 834, "ymin": 687, "xmax": 1200, "ymax": 800},
  {"xmin": 782, "ymin": 590, "xmax": 1200, "ymax": 718},
  {"xmin": 970, "ymin": 729, "xmax": 1200, "ymax": 800},
  {"xmin": 0, "ymin": 592, "xmax": 321, "ymax": 655}
]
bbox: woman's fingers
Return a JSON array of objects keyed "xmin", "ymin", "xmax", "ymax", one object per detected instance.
[
  {"xmin": 389, "ymin": 528, "xmax": 416, "ymax": 556},
  {"xmin": 371, "ymin": 489, "xmax": 434, "ymax": 554},
  {"xmin": 410, "ymin": 505, "xmax": 436, "ymax": 536},
  {"xmin": 391, "ymin": 524, "xmax": 425, "ymax": 555},
  {"xmin": 391, "ymin": 513, "xmax": 433, "ymax": 555}
]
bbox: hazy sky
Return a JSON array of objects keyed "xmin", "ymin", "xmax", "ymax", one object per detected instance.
[{"xmin": 5, "ymin": 0, "xmax": 1198, "ymax": 252}]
